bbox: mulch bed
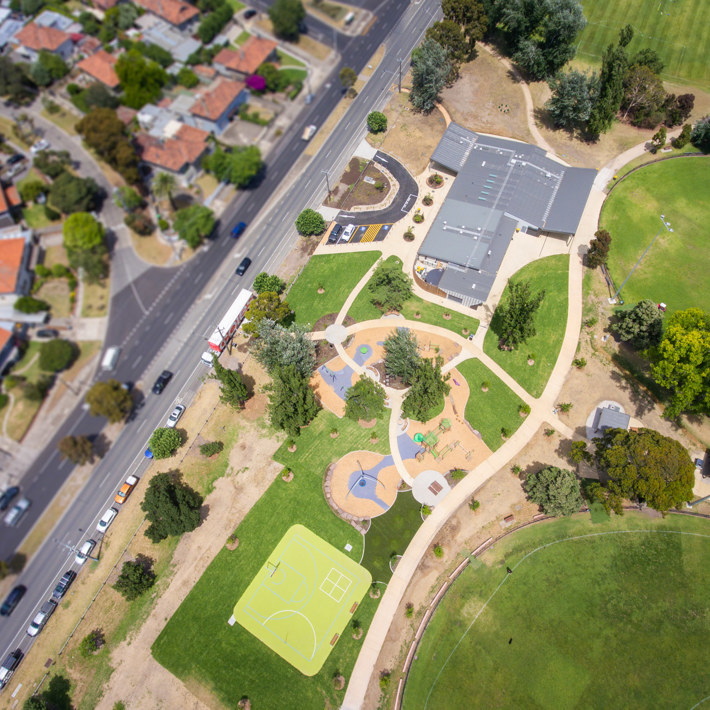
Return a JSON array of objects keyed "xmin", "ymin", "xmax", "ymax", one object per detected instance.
[
  {"xmin": 315, "ymin": 340, "xmax": 338, "ymax": 368},
  {"xmin": 372, "ymin": 361, "xmax": 407, "ymax": 390},
  {"xmin": 312, "ymin": 313, "xmax": 357, "ymax": 331}
]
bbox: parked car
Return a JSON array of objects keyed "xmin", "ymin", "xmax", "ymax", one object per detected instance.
[
  {"xmin": 231, "ymin": 221, "xmax": 246, "ymax": 238},
  {"xmin": 30, "ymin": 139, "xmax": 50, "ymax": 155},
  {"xmin": 236, "ymin": 257, "xmax": 252, "ymax": 276},
  {"xmin": 166, "ymin": 404, "xmax": 185, "ymax": 428},
  {"xmin": 0, "ymin": 648, "xmax": 23, "ymax": 689},
  {"xmin": 96, "ymin": 507, "xmax": 118, "ymax": 533},
  {"xmin": 327, "ymin": 224, "xmax": 343, "ymax": 244},
  {"xmin": 200, "ymin": 351, "xmax": 214, "ymax": 366},
  {"xmin": 341, "ymin": 224, "xmax": 356, "ymax": 242},
  {"xmin": 75, "ymin": 539, "xmax": 96, "ymax": 565},
  {"xmin": 26, "ymin": 600, "xmax": 57, "ymax": 637},
  {"xmin": 6, "ymin": 153, "xmax": 24, "ymax": 166},
  {"xmin": 0, "ymin": 486, "xmax": 19, "ymax": 511},
  {"xmin": 243, "ymin": 8, "xmax": 257, "ymax": 18},
  {"xmin": 152, "ymin": 370, "xmax": 172, "ymax": 394},
  {"xmin": 35, "ymin": 329, "xmax": 59, "ymax": 339},
  {"xmin": 3, "ymin": 497, "xmax": 30, "ymax": 527},
  {"xmin": 0, "ymin": 585, "xmax": 26, "ymax": 617},
  {"xmin": 52, "ymin": 570, "xmax": 76, "ymax": 600}
]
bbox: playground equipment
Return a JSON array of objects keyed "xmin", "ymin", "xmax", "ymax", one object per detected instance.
[{"xmin": 414, "ymin": 420, "xmax": 455, "ymax": 460}]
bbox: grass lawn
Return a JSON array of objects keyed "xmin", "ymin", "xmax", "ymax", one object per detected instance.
[
  {"xmin": 287, "ymin": 251, "xmax": 381, "ymax": 326},
  {"xmin": 457, "ymin": 358, "xmax": 526, "ymax": 451},
  {"xmin": 233, "ymin": 29, "xmax": 250, "ymax": 46},
  {"xmin": 347, "ymin": 256, "xmax": 479, "ymax": 337},
  {"xmin": 361, "ymin": 490, "xmax": 422, "ymax": 584},
  {"xmin": 279, "ymin": 67, "xmax": 308, "ymax": 84},
  {"xmin": 22, "ymin": 204, "xmax": 56, "ymax": 229},
  {"xmin": 41, "ymin": 107, "xmax": 78, "ymax": 135},
  {"xmin": 483, "ymin": 255, "xmax": 569, "ymax": 397},
  {"xmin": 43, "ymin": 244, "xmax": 69, "ymax": 269},
  {"xmin": 81, "ymin": 278, "xmax": 109, "ymax": 318},
  {"xmin": 153, "ymin": 409, "xmax": 391, "ymax": 708},
  {"xmin": 403, "ymin": 513, "xmax": 710, "ymax": 709},
  {"xmin": 129, "ymin": 229, "xmax": 173, "ymax": 266},
  {"xmin": 0, "ymin": 115, "xmax": 30, "ymax": 149},
  {"xmin": 601, "ymin": 157, "xmax": 710, "ymax": 317},
  {"xmin": 276, "ymin": 48, "xmax": 306, "ymax": 67},
  {"xmin": 35, "ymin": 279, "xmax": 72, "ymax": 318},
  {"xmin": 577, "ymin": 0, "xmax": 710, "ymax": 88},
  {"xmin": 225, "ymin": 0, "xmax": 245, "ymax": 9}
]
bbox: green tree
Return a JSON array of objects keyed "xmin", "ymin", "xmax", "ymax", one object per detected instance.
[
  {"xmin": 546, "ymin": 70, "xmax": 597, "ymax": 130},
  {"xmin": 0, "ymin": 56, "xmax": 36, "ymax": 105},
  {"xmin": 23, "ymin": 375, "xmax": 52, "ymax": 402},
  {"xmin": 494, "ymin": 279, "xmax": 545, "ymax": 349},
  {"xmin": 368, "ymin": 258, "xmax": 413, "ymax": 312},
  {"xmin": 525, "ymin": 466, "xmax": 583, "ymax": 516},
  {"xmin": 651, "ymin": 308, "xmax": 710, "ymax": 418},
  {"xmin": 268, "ymin": 0, "xmax": 305, "ymax": 40},
  {"xmin": 252, "ymin": 272, "xmax": 285, "ymax": 295},
  {"xmin": 426, "ymin": 20, "xmax": 469, "ymax": 73},
  {"xmin": 112, "ymin": 557, "xmax": 155, "ymax": 601},
  {"xmin": 57, "ymin": 435, "xmax": 94, "ymax": 465},
  {"xmin": 366, "ymin": 111, "xmax": 387, "ymax": 133},
  {"xmin": 345, "ymin": 375, "xmax": 387, "ymax": 421},
  {"xmin": 211, "ymin": 357, "xmax": 250, "ymax": 409},
  {"xmin": 202, "ymin": 145, "xmax": 263, "ymax": 187},
  {"xmin": 176, "ymin": 67, "xmax": 199, "ymax": 88},
  {"xmin": 23, "ymin": 696, "xmax": 47, "ymax": 710},
  {"xmin": 149, "ymin": 428, "xmax": 182, "ymax": 459},
  {"xmin": 267, "ymin": 364, "xmax": 320, "ymax": 437},
  {"xmin": 173, "ymin": 205, "xmax": 215, "ymax": 248},
  {"xmin": 63, "ymin": 212, "xmax": 105, "ymax": 254},
  {"xmin": 115, "ymin": 50, "xmax": 167, "ymax": 109},
  {"xmin": 251, "ymin": 320, "xmax": 315, "ymax": 377},
  {"xmin": 114, "ymin": 185, "xmax": 143, "ymax": 212},
  {"xmin": 612, "ymin": 299, "xmax": 663, "ymax": 350},
  {"xmin": 410, "ymin": 38, "xmax": 451, "ymax": 113},
  {"xmin": 568, "ymin": 440, "xmax": 591, "ymax": 466},
  {"xmin": 242, "ymin": 292, "xmax": 293, "ymax": 335},
  {"xmin": 255, "ymin": 62, "xmax": 287, "ymax": 92},
  {"xmin": 14, "ymin": 296, "xmax": 49, "ymax": 314},
  {"xmin": 665, "ymin": 94, "xmax": 694, "ymax": 128},
  {"xmin": 631, "ymin": 48, "xmax": 664, "ymax": 75},
  {"xmin": 383, "ymin": 328, "xmax": 420, "ymax": 383},
  {"xmin": 33, "ymin": 149, "xmax": 71, "ymax": 179},
  {"xmin": 690, "ymin": 115, "xmax": 710, "ymax": 153},
  {"xmin": 441, "ymin": 0, "xmax": 487, "ymax": 57},
  {"xmin": 651, "ymin": 126, "xmax": 667, "ymax": 150},
  {"xmin": 151, "ymin": 171, "xmax": 177, "ymax": 208},
  {"xmin": 35, "ymin": 50, "xmax": 69, "ymax": 83},
  {"xmin": 671, "ymin": 123, "xmax": 692, "ymax": 149},
  {"xmin": 85, "ymin": 380, "xmax": 133, "ymax": 422},
  {"xmin": 295, "ymin": 208, "xmax": 326, "ymax": 236},
  {"xmin": 593, "ymin": 427, "xmax": 694, "ymax": 513},
  {"xmin": 18, "ymin": 178, "xmax": 47, "ymax": 203},
  {"xmin": 621, "ymin": 64, "xmax": 666, "ymax": 127},
  {"xmin": 78, "ymin": 10, "xmax": 101, "ymax": 35},
  {"xmin": 339, "ymin": 66, "xmax": 358, "ymax": 89},
  {"xmin": 586, "ymin": 228, "xmax": 611, "ymax": 268},
  {"xmin": 49, "ymin": 173, "xmax": 100, "ymax": 214},
  {"xmin": 39, "ymin": 339, "xmax": 75, "ymax": 372},
  {"xmin": 141, "ymin": 473, "xmax": 204, "ymax": 543},
  {"xmin": 402, "ymin": 356, "xmax": 451, "ymax": 422},
  {"xmin": 79, "ymin": 629, "xmax": 104, "ymax": 658},
  {"xmin": 197, "ymin": 0, "xmax": 232, "ymax": 43}
]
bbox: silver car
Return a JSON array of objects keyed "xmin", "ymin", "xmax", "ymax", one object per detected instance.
[{"xmin": 166, "ymin": 404, "xmax": 185, "ymax": 428}]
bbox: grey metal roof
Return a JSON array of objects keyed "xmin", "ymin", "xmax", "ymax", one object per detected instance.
[
  {"xmin": 438, "ymin": 265, "xmax": 496, "ymax": 303},
  {"xmin": 430, "ymin": 122, "xmax": 478, "ymax": 172},
  {"xmin": 597, "ymin": 406, "xmax": 630, "ymax": 431},
  {"xmin": 545, "ymin": 166, "xmax": 597, "ymax": 233}
]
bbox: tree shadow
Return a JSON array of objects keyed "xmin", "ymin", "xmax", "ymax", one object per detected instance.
[
  {"xmin": 200, "ymin": 503, "xmax": 210, "ymax": 522},
  {"xmin": 608, "ymin": 369, "xmax": 656, "ymax": 419},
  {"xmin": 240, "ymin": 372, "xmax": 257, "ymax": 398},
  {"xmin": 90, "ymin": 432, "xmax": 110, "ymax": 459},
  {"xmin": 42, "ymin": 673, "xmax": 74, "ymax": 710}
]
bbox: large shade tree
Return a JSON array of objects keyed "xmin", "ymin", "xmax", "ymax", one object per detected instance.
[
  {"xmin": 251, "ymin": 320, "xmax": 315, "ymax": 377},
  {"xmin": 494, "ymin": 279, "xmax": 545, "ymax": 348},
  {"xmin": 410, "ymin": 38, "xmax": 451, "ymax": 113},
  {"xmin": 525, "ymin": 466, "xmax": 583, "ymax": 516},
  {"xmin": 141, "ymin": 473, "xmax": 203, "ymax": 543}
]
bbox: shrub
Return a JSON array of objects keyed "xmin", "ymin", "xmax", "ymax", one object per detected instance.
[
  {"xmin": 39, "ymin": 339, "xmax": 75, "ymax": 372},
  {"xmin": 433, "ymin": 544, "xmax": 444, "ymax": 558},
  {"xmin": 67, "ymin": 83, "xmax": 82, "ymax": 96},
  {"xmin": 422, "ymin": 504, "xmax": 431, "ymax": 517},
  {"xmin": 403, "ymin": 228, "xmax": 415, "ymax": 241},
  {"xmin": 544, "ymin": 427, "xmax": 556, "ymax": 437},
  {"xmin": 112, "ymin": 557, "xmax": 155, "ymax": 601},
  {"xmin": 430, "ymin": 173, "xmax": 443, "ymax": 185},
  {"xmin": 125, "ymin": 211, "xmax": 155, "ymax": 236},
  {"xmin": 295, "ymin": 208, "xmax": 326, "ymax": 236},
  {"xmin": 15, "ymin": 296, "xmax": 49, "ymax": 314},
  {"xmin": 379, "ymin": 671, "xmax": 391, "ymax": 690},
  {"xmin": 413, "ymin": 213, "xmax": 424, "ymax": 223},
  {"xmin": 158, "ymin": 217, "xmax": 170, "ymax": 231},
  {"xmin": 44, "ymin": 205, "xmax": 61, "ymax": 221},
  {"xmin": 519, "ymin": 403, "xmax": 531, "ymax": 416},
  {"xmin": 573, "ymin": 357, "xmax": 587, "ymax": 369},
  {"xmin": 405, "ymin": 602, "xmax": 414, "ymax": 618},
  {"xmin": 422, "ymin": 194, "xmax": 433, "ymax": 206},
  {"xmin": 501, "ymin": 426, "xmax": 511, "ymax": 439},
  {"xmin": 469, "ymin": 498, "xmax": 480, "ymax": 511},
  {"xmin": 511, "ymin": 464, "xmax": 522, "ymax": 476},
  {"xmin": 557, "ymin": 402, "xmax": 573, "ymax": 413},
  {"xmin": 450, "ymin": 468, "xmax": 467, "ymax": 480},
  {"xmin": 200, "ymin": 440, "xmax": 224, "ymax": 457},
  {"xmin": 366, "ymin": 111, "xmax": 387, "ymax": 133},
  {"xmin": 79, "ymin": 629, "xmax": 104, "ymax": 658},
  {"xmin": 672, "ymin": 124, "xmax": 692, "ymax": 149},
  {"xmin": 24, "ymin": 376, "xmax": 52, "ymax": 402},
  {"xmin": 0, "ymin": 393, "xmax": 8, "ymax": 409},
  {"xmin": 35, "ymin": 264, "xmax": 51, "ymax": 277}
]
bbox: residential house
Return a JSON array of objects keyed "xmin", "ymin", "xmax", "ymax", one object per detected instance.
[
  {"xmin": 135, "ymin": 122, "xmax": 209, "ymax": 183},
  {"xmin": 92, "ymin": 0, "xmax": 120, "ymax": 11},
  {"xmin": 213, "ymin": 37, "xmax": 278, "ymax": 79},
  {"xmin": 0, "ymin": 8, "xmax": 23, "ymax": 52},
  {"xmin": 188, "ymin": 78, "xmax": 248, "ymax": 134},
  {"xmin": 77, "ymin": 49, "xmax": 120, "ymax": 89},
  {"xmin": 135, "ymin": 0, "xmax": 199, "ymax": 30},
  {"xmin": 0, "ymin": 326, "xmax": 18, "ymax": 377},
  {"xmin": 0, "ymin": 185, "xmax": 21, "ymax": 230},
  {"xmin": 136, "ymin": 13, "xmax": 200, "ymax": 64},
  {"xmin": 12, "ymin": 21, "xmax": 74, "ymax": 62},
  {"xmin": 0, "ymin": 228, "xmax": 33, "ymax": 309},
  {"xmin": 33, "ymin": 9, "xmax": 80, "ymax": 33}
]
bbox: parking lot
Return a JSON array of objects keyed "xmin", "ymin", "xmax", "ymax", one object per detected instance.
[{"xmin": 325, "ymin": 223, "xmax": 392, "ymax": 245}]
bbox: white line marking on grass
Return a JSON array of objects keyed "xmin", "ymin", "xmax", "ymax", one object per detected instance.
[
  {"xmin": 423, "ymin": 529, "xmax": 710, "ymax": 709},
  {"xmin": 263, "ymin": 609, "xmax": 318, "ymax": 660}
]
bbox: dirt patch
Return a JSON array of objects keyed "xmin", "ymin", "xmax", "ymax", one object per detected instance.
[
  {"xmin": 326, "ymin": 161, "xmax": 390, "ymax": 210},
  {"xmin": 441, "ymin": 49, "xmax": 533, "ymax": 144},
  {"xmin": 129, "ymin": 230, "xmax": 174, "ymax": 267},
  {"xmin": 278, "ymin": 234, "xmax": 320, "ymax": 287}
]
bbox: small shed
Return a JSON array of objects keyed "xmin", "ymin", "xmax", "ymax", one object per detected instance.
[{"xmin": 595, "ymin": 405, "xmax": 630, "ymax": 432}]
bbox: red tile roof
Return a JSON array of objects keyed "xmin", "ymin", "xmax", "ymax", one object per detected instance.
[
  {"xmin": 135, "ymin": 0, "xmax": 199, "ymax": 27},
  {"xmin": 0, "ymin": 327, "xmax": 11, "ymax": 352},
  {"xmin": 116, "ymin": 106, "xmax": 137, "ymax": 125},
  {"xmin": 77, "ymin": 50, "xmax": 120, "ymax": 88},
  {"xmin": 93, "ymin": 0, "xmax": 119, "ymax": 9},
  {"xmin": 14, "ymin": 22, "xmax": 72, "ymax": 52},
  {"xmin": 0, "ymin": 238, "xmax": 26, "ymax": 294},
  {"xmin": 79, "ymin": 35, "xmax": 102, "ymax": 54},
  {"xmin": 5, "ymin": 186, "xmax": 21, "ymax": 209},
  {"xmin": 214, "ymin": 37, "xmax": 278, "ymax": 75},
  {"xmin": 190, "ymin": 78, "xmax": 245, "ymax": 122},
  {"xmin": 135, "ymin": 124, "xmax": 209, "ymax": 173},
  {"xmin": 194, "ymin": 64, "xmax": 216, "ymax": 80}
]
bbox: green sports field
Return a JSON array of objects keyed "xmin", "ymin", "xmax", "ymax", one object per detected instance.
[
  {"xmin": 233, "ymin": 525, "xmax": 371, "ymax": 676},
  {"xmin": 577, "ymin": 0, "xmax": 710, "ymax": 87},
  {"xmin": 601, "ymin": 157, "xmax": 710, "ymax": 316},
  {"xmin": 403, "ymin": 513, "xmax": 710, "ymax": 709}
]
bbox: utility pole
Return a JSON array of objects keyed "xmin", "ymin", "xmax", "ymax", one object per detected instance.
[
  {"xmin": 398, "ymin": 60, "xmax": 402, "ymax": 93},
  {"xmin": 610, "ymin": 214, "xmax": 673, "ymax": 304},
  {"xmin": 322, "ymin": 169, "xmax": 331, "ymax": 198}
]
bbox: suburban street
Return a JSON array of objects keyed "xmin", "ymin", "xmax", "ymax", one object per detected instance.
[{"xmin": 0, "ymin": 0, "xmax": 442, "ymax": 668}]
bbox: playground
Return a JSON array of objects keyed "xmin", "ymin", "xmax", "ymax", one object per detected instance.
[{"xmin": 232, "ymin": 525, "xmax": 371, "ymax": 676}]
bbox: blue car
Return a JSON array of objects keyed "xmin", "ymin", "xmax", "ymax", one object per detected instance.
[{"xmin": 231, "ymin": 221, "xmax": 246, "ymax": 238}]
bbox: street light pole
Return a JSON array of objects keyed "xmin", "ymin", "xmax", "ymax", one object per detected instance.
[
  {"xmin": 322, "ymin": 169, "xmax": 331, "ymax": 197},
  {"xmin": 610, "ymin": 214, "xmax": 673, "ymax": 303}
]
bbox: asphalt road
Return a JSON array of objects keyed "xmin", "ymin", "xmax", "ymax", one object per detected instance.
[{"xmin": 0, "ymin": 0, "xmax": 442, "ymax": 669}]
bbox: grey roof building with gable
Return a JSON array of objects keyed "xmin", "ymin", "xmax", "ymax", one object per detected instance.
[{"xmin": 419, "ymin": 124, "xmax": 596, "ymax": 306}]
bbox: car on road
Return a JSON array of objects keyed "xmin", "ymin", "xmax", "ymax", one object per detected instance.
[
  {"xmin": 0, "ymin": 585, "xmax": 26, "ymax": 617},
  {"xmin": 327, "ymin": 224, "xmax": 343, "ymax": 244},
  {"xmin": 0, "ymin": 648, "xmax": 23, "ymax": 689},
  {"xmin": 75, "ymin": 539, "xmax": 96, "ymax": 565},
  {"xmin": 26, "ymin": 600, "xmax": 57, "ymax": 637},
  {"xmin": 3, "ymin": 497, "xmax": 30, "ymax": 527},
  {"xmin": 6, "ymin": 153, "xmax": 24, "ymax": 166},
  {"xmin": 166, "ymin": 404, "xmax": 185, "ymax": 428},
  {"xmin": 30, "ymin": 139, "xmax": 50, "ymax": 155},
  {"xmin": 152, "ymin": 370, "xmax": 172, "ymax": 394},
  {"xmin": 231, "ymin": 221, "xmax": 246, "ymax": 238},
  {"xmin": 302, "ymin": 124, "xmax": 317, "ymax": 141},
  {"xmin": 243, "ymin": 8, "xmax": 256, "ymax": 18},
  {"xmin": 52, "ymin": 570, "xmax": 76, "ymax": 600},
  {"xmin": 5, "ymin": 162, "xmax": 25, "ymax": 178},
  {"xmin": 0, "ymin": 486, "xmax": 19, "ymax": 511},
  {"xmin": 341, "ymin": 224, "xmax": 356, "ymax": 242},
  {"xmin": 35, "ymin": 329, "xmax": 59, "ymax": 339},
  {"xmin": 96, "ymin": 507, "xmax": 118, "ymax": 533},
  {"xmin": 201, "ymin": 351, "xmax": 214, "ymax": 366},
  {"xmin": 236, "ymin": 257, "xmax": 251, "ymax": 276}
]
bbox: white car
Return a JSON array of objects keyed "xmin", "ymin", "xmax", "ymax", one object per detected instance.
[
  {"xmin": 75, "ymin": 539, "xmax": 96, "ymax": 565},
  {"xmin": 165, "ymin": 404, "xmax": 185, "ymax": 428},
  {"xmin": 96, "ymin": 507, "xmax": 118, "ymax": 533},
  {"xmin": 30, "ymin": 139, "xmax": 50, "ymax": 155},
  {"xmin": 341, "ymin": 224, "xmax": 356, "ymax": 242}
]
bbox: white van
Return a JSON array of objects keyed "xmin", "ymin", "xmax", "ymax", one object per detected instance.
[
  {"xmin": 101, "ymin": 346, "xmax": 121, "ymax": 372},
  {"xmin": 302, "ymin": 124, "xmax": 317, "ymax": 141}
]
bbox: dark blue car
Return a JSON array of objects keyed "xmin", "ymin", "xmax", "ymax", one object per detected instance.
[{"xmin": 231, "ymin": 221, "xmax": 246, "ymax": 238}]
